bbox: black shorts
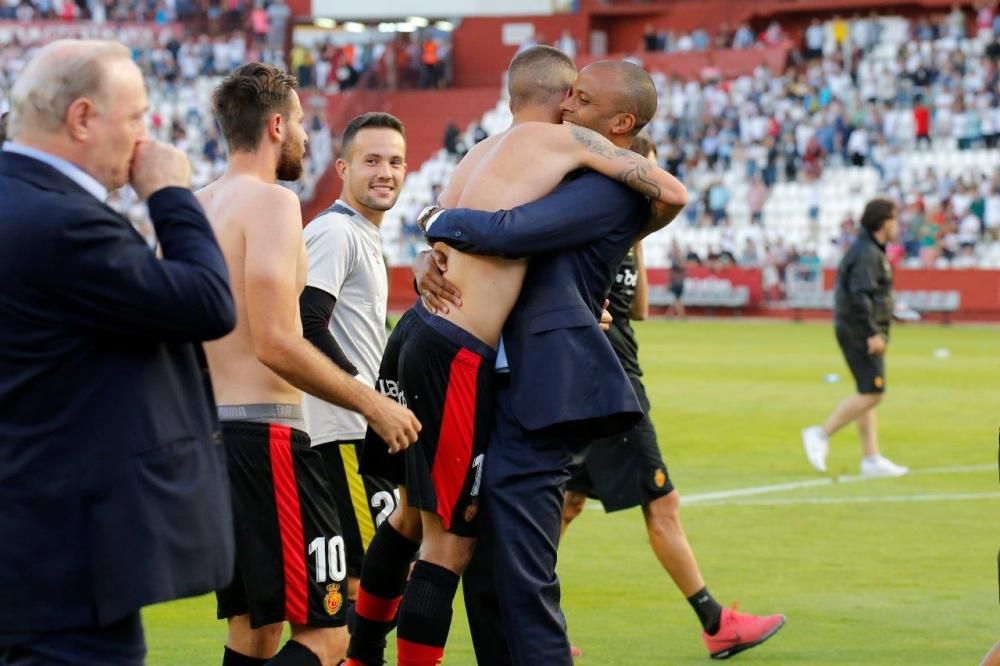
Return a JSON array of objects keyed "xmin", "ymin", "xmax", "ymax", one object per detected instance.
[
  {"xmin": 359, "ymin": 307, "xmax": 421, "ymax": 485},
  {"xmin": 317, "ymin": 440, "xmax": 399, "ymax": 579},
  {"xmin": 216, "ymin": 421, "xmax": 347, "ymax": 628},
  {"xmin": 362, "ymin": 301, "xmax": 495, "ymax": 537},
  {"xmin": 836, "ymin": 327, "xmax": 886, "ymax": 394},
  {"xmin": 567, "ymin": 375, "xmax": 674, "ymax": 512}
]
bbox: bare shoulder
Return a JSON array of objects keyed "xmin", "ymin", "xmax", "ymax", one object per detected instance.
[{"xmin": 243, "ymin": 182, "xmax": 303, "ymax": 232}]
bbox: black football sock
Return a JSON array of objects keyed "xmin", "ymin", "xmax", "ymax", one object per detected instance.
[
  {"xmin": 223, "ymin": 646, "xmax": 270, "ymax": 666},
  {"xmin": 347, "ymin": 522, "xmax": 420, "ymax": 665},
  {"xmin": 688, "ymin": 586, "xmax": 724, "ymax": 635},
  {"xmin": 266, "ymin": 640, "xmax": 321, "ymax": 666},
  {"xmin": 395, "ymin": 560, "xmax": 460, "ymax": 666}
]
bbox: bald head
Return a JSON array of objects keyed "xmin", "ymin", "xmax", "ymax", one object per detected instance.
[
  {"xmin": 583, "ymin": 61, "xmax": 657, "ymax": 136},
  {"xmin": 8, "ymin": 39, "xmax": 133, "ymax": 139},
  {"xmin": 507, "ymin": 45, "xmax": 577, "ymax": 113}
]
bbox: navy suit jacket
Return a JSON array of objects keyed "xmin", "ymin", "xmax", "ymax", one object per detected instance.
[
  {"xmin": 427, "ymin": 171, "xmax": 648, "ymax": 439},
  {"xmin": 0, "ymin": 152, "xmax": 237, "ymax": 632}
]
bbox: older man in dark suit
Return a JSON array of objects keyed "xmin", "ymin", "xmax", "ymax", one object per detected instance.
[{"xmin": 0, "ymin": 39, "xmax": 236, "ymax": 665}]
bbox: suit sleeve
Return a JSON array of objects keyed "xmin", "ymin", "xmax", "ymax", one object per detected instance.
[
  {"xmin": 426, "ymin": 174, "xmax": 647, "ymax": 259},
  {"xmin": 846, "ymin": 249, "xmax": 879, "ymax": 338},
  {"xmin": 55, "ymin": 187, "xmax": 236, "ymax": 341}
]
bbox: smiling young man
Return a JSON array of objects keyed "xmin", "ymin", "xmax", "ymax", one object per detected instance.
[{"xmin": 300, "ymin": 112, "xmax": 408, "ymax": 620}]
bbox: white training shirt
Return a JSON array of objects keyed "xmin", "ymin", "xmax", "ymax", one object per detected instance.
[{"xmin": 302, "ymin": 199, "xmax": 388, "ymax": 445}]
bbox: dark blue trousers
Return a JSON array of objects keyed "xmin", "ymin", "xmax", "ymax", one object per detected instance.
[
  {"xmin": 0, "ymin": 612, "xmax": 145, "ymax": 666},
  {"xmin": 463, "ymin": 386, "xmax": 581, "ymax": 666}
]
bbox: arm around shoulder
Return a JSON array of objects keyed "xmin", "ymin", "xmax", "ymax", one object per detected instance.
[{"xmin": 426, "ymin": 173, "xmax": 648, "ymax": 257}]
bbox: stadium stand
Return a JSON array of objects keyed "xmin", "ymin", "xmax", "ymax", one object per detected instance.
[
  {"xmin": 1, "ymin": 5, "xmax": 997, "ymax": 287},
  {"xmin": 375, "ymin": 9, "xmax": 1000, "ymax": 290},
  {"xmin": 0, "ymin": 20, "xmax": 332, "ymax": 244}
]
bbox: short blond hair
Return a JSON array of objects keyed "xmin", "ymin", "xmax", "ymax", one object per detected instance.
[{"xmin": 8, "ymin": 39, "xmax": 131, "ymax": 138}]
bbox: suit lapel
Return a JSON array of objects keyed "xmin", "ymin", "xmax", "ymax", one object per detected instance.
[{"xmin": 0, "ymin": 152, "xmax": 147, "ymax": 244}]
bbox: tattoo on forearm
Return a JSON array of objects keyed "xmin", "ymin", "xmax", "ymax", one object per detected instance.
[{"xmin": 570, "ymin": 124, "xmax": 662, "ymax": 201}]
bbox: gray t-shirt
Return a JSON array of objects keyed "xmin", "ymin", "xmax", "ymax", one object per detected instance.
[{"xmin": 302, "ymin": 200, "xmax": 388, "ymax": 444}]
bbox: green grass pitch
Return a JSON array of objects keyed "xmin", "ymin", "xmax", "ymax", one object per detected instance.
[{"xmin": 143, "ymin": 319, "xmax": 999, "ymax": 664}]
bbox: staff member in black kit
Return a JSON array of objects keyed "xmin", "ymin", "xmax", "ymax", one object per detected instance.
[
  {"xmin": 560, "ymin": 136, "xmax": 785, "ymax": 661},
  {"xmin": 802, "ymin": 197, "xmax": 908, "ymax": 478}
]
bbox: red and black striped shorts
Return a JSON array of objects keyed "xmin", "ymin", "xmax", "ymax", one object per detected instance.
[
  {"xmin": 216, "ymin": 422, "xmax": 348, "ymax": 628},
  {"xmin": 363, "ymin": 302, "xmax": 495, "ymax": 537}
]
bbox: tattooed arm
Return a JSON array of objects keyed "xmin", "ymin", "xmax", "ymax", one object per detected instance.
[{"xmin": 539, "ymin": 123, "xmax": 688, "ymax": 218}]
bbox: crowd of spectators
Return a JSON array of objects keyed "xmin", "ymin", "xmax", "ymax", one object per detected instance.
[
  {"xmin": 0, "ymin": 20, "xmax": 333, "ymax": 243},
  {"xmin": 0, "ymin": 0, "xmax": 292, "ymax": 44},
  {"xmin": 289, "ymin": 30, "xmax": 453, "ymax": 93},
  {"xmin": 625, "ymin": 7, "xmax": 1000, "ymax": 285},
  {"xmin": 639, "ymin": 19, "xmax": 787, "ymax": 53}
]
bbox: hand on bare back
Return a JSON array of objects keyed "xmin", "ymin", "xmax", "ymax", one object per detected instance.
[
  {"xmin": 368, "ymin": 394, "xmax": 421, "ymax": 454},
  {"xmin": 414, "ymin": 249, "xmax": 462, "ymax": 315}
]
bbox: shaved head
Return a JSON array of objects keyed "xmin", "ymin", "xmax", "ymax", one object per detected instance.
[
  {"xmin": 507, "ymin": 45, "xmax": 577, "ymax": 113},
  {"xmin": 8, "ymin": 39, "xmax": 132, "ymax": 139},
  {"xmin": 584, "ymin": 61, "xmax": 657, "ymax": 136}
]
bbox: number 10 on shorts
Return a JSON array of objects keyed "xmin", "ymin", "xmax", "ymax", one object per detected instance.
[{"xmin": 308, "ymin": 536, "xmax": 347, "ymax": 583}]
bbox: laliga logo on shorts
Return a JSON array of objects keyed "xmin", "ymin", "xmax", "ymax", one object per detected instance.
[
  {"xmin": 464, "ymin": 502, "xmax": 479, "ymax": 522},
  {"xmin": 324, "ymin": 583, "xmax": 343, "ymax": 616},
  {"xmin": 377, "ymin": 379, "xmax": 407, "ymax": 407}
]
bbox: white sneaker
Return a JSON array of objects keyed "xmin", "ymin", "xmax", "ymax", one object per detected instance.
[
  {"xmin": 860, "ymin": 455, "xmax": 909, "ymax": 478},
  {"xmin": 801, "ymin": 426, "xmax": 829, "ymax": 472}
]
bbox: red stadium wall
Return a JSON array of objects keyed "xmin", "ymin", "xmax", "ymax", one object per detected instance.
[
  {"xmin": 452, "ymin": 14, "xmax": 589, "ymax": 88},
  {"xmin": 822, "ymin": 269, "xmax": 1000, "ymax": 319},
  {"xmin": 301, "ymin": 87, "xmax": 499, "ymax": 222},
  {"xmin": 386, "ymin": 267, "xmax": 1000, "ymax": 320},
  {"xmin": 449, "ymin": 0, "xmax": 967, "ymax": 89}
]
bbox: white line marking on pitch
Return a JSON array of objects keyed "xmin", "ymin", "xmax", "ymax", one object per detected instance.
[
  {"xmin": 681, "ymin": 463, "xmax": 994, "ymax": 505},
  {"xmin": 584, "ymin": 464, "xmax": 995, "ymax": 510},
  {"xmin": 688, "ymin": 491, "xmax": 1000, "ymax": 507}
]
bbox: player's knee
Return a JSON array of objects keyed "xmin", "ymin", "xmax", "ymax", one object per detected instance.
[
  {"xmin": 421, "ymin": 535, "xmax": 476, "ymax": 574},
  {"xmin": 645, "ymin": 491, "xmax": 682, "ymax": 534},
  {"xmin": 388, "ymin": 504, "xmax": 422, "ymax": 542},
  {"xmin": 860, "ymin": 391, "xmax": 883, "ymax": 407},
  {"xmin": 228, "ymin": 619, "xmax": 283, "ymax": 658},
  {"xmin": 563, "ymin": 491, "xmax": 587, "ymax": 522}
]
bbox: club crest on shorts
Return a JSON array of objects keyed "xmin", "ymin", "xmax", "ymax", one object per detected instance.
[
  {"xmin": 874, "ymin": 376, "xmax": 884, "ymax": 389},
  {"xmin": 464, "ymin": 502, "xmax": 479, "ymax": 522},
  {"xmin": 324, "ymin": 583, "xmax": 343, "ymax": 616},
  {"xmin": 654, "ymin": 468, "xmax": 667, "ymax": 488}
]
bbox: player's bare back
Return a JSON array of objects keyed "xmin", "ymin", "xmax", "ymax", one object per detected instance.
[{"xmin": 432, "ymin": 121, "xmax": 676, "ymax": 348}]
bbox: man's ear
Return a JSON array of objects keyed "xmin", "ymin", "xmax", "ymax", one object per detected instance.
[
  {"xmin": 266, "ymin": 112, "xmax": 283, "ymax": 142},
  {"xmin": 335, "ymin": 158, "xmax": 347, "ymax": 180},
  {"xmin": 65, "ymin": 97, "xmax": 97, "ymax": 142},
  {"xmin": 611, "ymin": 112, "xmax": 637, "ymax": 138}
]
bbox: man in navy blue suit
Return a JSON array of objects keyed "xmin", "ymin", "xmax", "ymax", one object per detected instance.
[
  {"xmin": 345, "ymin": 50, "xmax": 686, "ymax": 666},
  {"xmin": 411, "ymin": 59, "xmax": 687, "ymax": 665},
  {"xmin": 0, "ymin": 40, "xmax": 237, "ymax": 664}
]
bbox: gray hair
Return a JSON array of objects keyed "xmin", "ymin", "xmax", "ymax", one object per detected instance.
[{"xmin": 8, "ymin": 39, "xmax": 131, "ymax": 138}]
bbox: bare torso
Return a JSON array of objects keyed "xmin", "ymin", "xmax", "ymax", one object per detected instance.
[
  {"xmin": 436, "ymin": 123, "xmax": 580, "ymax": 348},
  {"xmin": 197, "ymin": 175, "xmax": 307, "ymax": 405}
]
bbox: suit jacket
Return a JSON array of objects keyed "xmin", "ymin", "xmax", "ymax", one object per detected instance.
[
  {"xmin": 0, "ymin": 152, "xmax": 237, "ymax": 632},
  {"xmin": 426, "ymin": 171, "xmax": 647, "ymax": 439}
]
